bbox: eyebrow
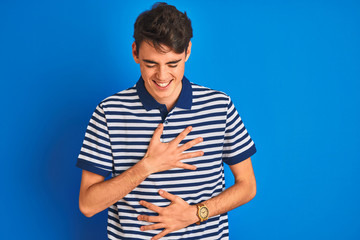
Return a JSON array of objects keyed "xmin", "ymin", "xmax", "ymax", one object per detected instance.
[{"xmin": 143, "ymin": 59, "xmax": 182, "ymax": 65}]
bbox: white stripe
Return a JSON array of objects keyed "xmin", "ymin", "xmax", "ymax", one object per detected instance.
[
  {"xmin": 78, "ymin": 152, "xmax": 112, "ymax": 166},
  {"xmin": 80, "ymin": 147, "xmax": 112, "ymax": 161},
  {"xmin": 86, "ymin": 125, "xmax": 110, "ymax": 140},
  {"xmin": 84, "ymin": 133, "xmax": 112, "ymax": 147},
  {"xmin": 223, "ymin": 140, "xmax": 254, "ymax": 158},
  {"xmin": 78, "ymin": 84, "xmax": 255, "ymax": 239}
]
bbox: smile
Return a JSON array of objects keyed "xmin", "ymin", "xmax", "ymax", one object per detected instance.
[{"xmin": 154, "ymin": 80, "xmax": 172, "ymax": 88}]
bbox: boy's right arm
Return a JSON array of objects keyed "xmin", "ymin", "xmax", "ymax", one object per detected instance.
[{"xmin": 79, "ymin": 124, "xmax": 203, "ymax": 217}]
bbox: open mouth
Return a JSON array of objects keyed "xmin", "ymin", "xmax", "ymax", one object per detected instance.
[{"xmin": 153, "ymin": 80, "xmax": 172, "ymax": 88}]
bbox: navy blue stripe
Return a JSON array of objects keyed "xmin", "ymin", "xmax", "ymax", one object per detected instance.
[
  {"xmin": 91, "ymin": 114, "xmax": 107, "ymax": 127},
  {"xmin": 224, "ymin": 132, "xmax": 250, "ymax": 148},
  {"xmin": 77, "ymin": 82, "xmax": 256, "ymax": 239},
  {"xmin": 161, "ymin": 127, "xmax": 226, "ymax": 139},
  {"xmin": 83, "ymin": 136, "xmax": 112, "ymax": 151},
  {"xmin": 107, "ymin": 118, "xmax": 160, "ymax": 124},
  {"xmin": 103, "ymin": 97, "xmax": 139, "ymax": 103},
  {"xmin": 103, "ymin": 104, "xmax": 146, "ymax": 110},
  {"xmin": 192, "ymin": 103, "xmax": 228, "ymax": 112},
  {"xmin": 87, "ymin": 122, "xmax": 109, "ymax": 136},
  {"xmin": 79, "ymin": 150, "xmax": 112, "ymax": 164},
  {"xmin": 76, "ymin": 159, "xmax": 111, "ymax": 177},
  {"xmin": 109, "ymin": 133, "xmax": 153, "ymax": 138},
  {"xmin": 94, "ymin": 106, "xmax": 106, "ymax": 118},
  {"xmin": 136, "ymin": 174, "xmax": 223, "ymax": 190},
  {"xmin": 111, "ymin": 139, "xmax": 224, "ymax": 151},
  {"xmin": 170, "ymin": 111, "xmax": 225, "ymax": 122},
  {"xmin": 108, "ymin": 126, "xmax": 157, "ymax": 131},
  {"xmin": 105, "ymin": 111, "xmax": 161, "ymax": 117},
  {"xmin": 148, "ymin": 168, "xmax": 223, "ymax": 182},
  {"xmin": 226, "ymin": 115, "xmax": 243, "ymax": 131},
  {"xmin": 223, "ymin": 137, "xmax": 253, "ymax": 155},
  {"xmin": 111, "ymin": 141, "xmax": 150, "ymax": 146},
  {"xmin": 163, "ymin": 119, "xmax": 225, "ymax": 129},
  {"xmin": 225, "ymin": 121, "xmax": 245, "ymax": 137},
  {"xmin": 129, "ymin": 185, "xmax": 223, "ymax": 199},
  {"xmin": 113, "ymin": 156, "xmax": 142, "ymax": 160},
  {"xmin": 81, "ymin": 144, "xmax": 112, "ymax": 157},
  {"xmin": 192, "ymin": 96, "xmax": 228, "ymax": 105},
  {"xmin": 223, "ymin": 144, "xmax": 257, "ymax": 165},
  {"xmin": 112, "ymin": 148, "xmax": 146, "ymax": 153}
]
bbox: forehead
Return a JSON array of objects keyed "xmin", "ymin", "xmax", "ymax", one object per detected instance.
[{"xmin": 138, "ymin": 41, "xmax": 185, "ymax": 61}]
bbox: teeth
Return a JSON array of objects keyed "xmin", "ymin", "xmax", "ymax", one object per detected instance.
[{"xmin": 156, "ymin": 81, "xmax": 170, "ymax": 87}]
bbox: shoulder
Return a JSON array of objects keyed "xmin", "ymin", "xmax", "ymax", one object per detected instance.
[
  {"xmin": 190, "ymin": 82, "xmax": 231, "ymax": 105},
  {"xmin": 97, "ymin": 85, "xmax": 141, "ymax": 109}
]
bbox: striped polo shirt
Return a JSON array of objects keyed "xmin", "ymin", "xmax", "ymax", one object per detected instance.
[{"xmin": 77, "ymin": 76, "xmax": 256, "ymax": 240}]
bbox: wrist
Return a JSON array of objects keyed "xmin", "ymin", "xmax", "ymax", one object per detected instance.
[
  {"xmin": 189, "ymin": 205, "xmax": 199, "ymax": 224},
  {"xmin": 195, "ymin": 203, "xmax": 210, "ymax": 225},
  {"xmin": 137, "ymin": 157, "xmax": 154, "ymax": 176}
]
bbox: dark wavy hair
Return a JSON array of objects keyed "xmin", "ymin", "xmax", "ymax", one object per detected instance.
[{"xmin": 133, "ymin": 2, "xmax": 193, "ymax": 55}]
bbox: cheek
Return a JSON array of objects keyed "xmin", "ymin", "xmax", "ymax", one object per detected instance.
[
  {"xmin": 140, "ymin": 66, "xmax": 154, "ymax": 79},
  {"xmin": 173, "ymin": 66, "xmax": 185, "ymax": 79}
]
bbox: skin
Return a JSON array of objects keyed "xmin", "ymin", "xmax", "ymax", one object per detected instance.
[
  {"xmin": 132, "ymin": 40, "xmax": 192, "ymax": 111},
  {"xmin": 79, "ymin": 124, "xmax": 204, "ymax": 217},
  {"xmin": 138, "ymin": 158, "xmax": 256, "ymax": 240},
  {"xmin": 79, "ymin": 41, "xmax": 257, "ymax": 240}
]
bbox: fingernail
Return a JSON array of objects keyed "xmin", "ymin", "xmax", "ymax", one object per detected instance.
[{"xmin": 159, "ymin": 190, "xmax": 164, "ymax": 194}]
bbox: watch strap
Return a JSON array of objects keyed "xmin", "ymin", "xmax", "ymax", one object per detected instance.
[{"xmin": 196, "ymin": 203, "xmax": 209, "ymax": 225}]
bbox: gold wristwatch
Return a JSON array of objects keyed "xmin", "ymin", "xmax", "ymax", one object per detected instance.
[{"xmin": 196, "ymin": 203, "xmax": 209, "ymax": 225}]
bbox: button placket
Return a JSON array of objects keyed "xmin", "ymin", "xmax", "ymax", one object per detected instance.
[{"xmin": 164, "ymin": 109, "xmax": 174, "ymax": 125}]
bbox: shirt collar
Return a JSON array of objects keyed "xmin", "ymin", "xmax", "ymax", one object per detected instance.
[{"xmin": 136, "ymin": 76, "xmax": 193, "ymax": 111}]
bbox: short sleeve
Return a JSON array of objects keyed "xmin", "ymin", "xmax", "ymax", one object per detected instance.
[
  {"xmin": 222, "ymin": 97, "xmax": 257, "ymax": 165},
  {"xmin": 76, "ymin": 104, "xmax": 113, "ymax": 177}
]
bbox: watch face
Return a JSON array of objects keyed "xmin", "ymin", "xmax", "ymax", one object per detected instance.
[{"xmin": 199, "ymin": 206, "xmax": 209, "ymax": 218}]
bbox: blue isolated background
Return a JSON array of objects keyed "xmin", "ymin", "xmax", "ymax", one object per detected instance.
[{"xmin": 1, "ymin": 0, "xmax": 359, "ymax": 239}]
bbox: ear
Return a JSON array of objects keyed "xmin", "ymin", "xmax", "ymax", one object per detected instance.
[
  {"xmin": 185, "ymin": 41, "xmax": 192, "ymax": 62},
  {"xmin": 132, "ymin": 42, "xmax": 140, "ymax": 63}
]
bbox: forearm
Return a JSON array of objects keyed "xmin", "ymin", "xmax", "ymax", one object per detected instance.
[
  {"xmin": 172, "ymin": 176, "xmax": 257, "ymax": 227},
  {"xmin": 137, "ymin": 178, "xmax": 257, "ymax": 237},
  {"xmin": 79, "ymin": 124, "xmax": 203, "ymax": 218},
  {"xmin": 202, "ymin": 158, "xmax": 257, "ymax": 219},
  {"xmin": 79, "ymin": 159, "xmax": 151, "ymax": 217},
  {"xmin": 203, "ymin": 178, "xmax": 256, "ymax": 219}
]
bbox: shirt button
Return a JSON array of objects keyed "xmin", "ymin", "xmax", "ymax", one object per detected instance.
[{"xmin": 164, "ymin": 120, "xmax": 168, "ymax": 125}]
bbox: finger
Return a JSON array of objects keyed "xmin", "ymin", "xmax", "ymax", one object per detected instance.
[
  {"xmin": 178, "ymin": 137, "xmax": 203, "ymax": 152},
  {"xmin": 137, "ymin": 215, "xmax": 161, "ymax": 223},
  {"xmin": 172, "ymin": 126, "xmax": 192, "ymax": 145},
  {"xmin": 140, "ymin": 223, "xmax": 166, "ymax": 231},
  {"xmin": 139, "ymin": 200, "xmax": 163, "ymax": 213},
  {"xmin": 179, "ymin": 150, "xmax": 204, "ymax": 160},
  {"xmin": 176, "ymin": 162, "xmax": 197, "ymax": 171},
  {"xmin": 151, "ymin": 123, "xmax": 164, "ymax": 142},
  {"xmin": 152, "ymin": 229, "xmax": 171, "ymax": 240},
  {"xmin": 158, "ymin": 189, "xmax": 179, "ymax": 202}
]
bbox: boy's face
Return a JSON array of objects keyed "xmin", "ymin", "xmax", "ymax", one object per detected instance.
[{"xmin": 132, "ymin": 41, "xmax": 191, "ymax": 110}]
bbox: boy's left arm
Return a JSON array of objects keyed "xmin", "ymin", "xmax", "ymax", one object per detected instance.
[{"xmin": 138, "ymin": 157, "xmax": 256, "ymax": 240}]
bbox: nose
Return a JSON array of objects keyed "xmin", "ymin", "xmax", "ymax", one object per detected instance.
[{"xmin": 156, "ymin": 66, "xmax": 170, "ymax": 81}]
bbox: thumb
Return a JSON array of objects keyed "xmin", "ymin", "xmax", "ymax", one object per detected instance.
[{"xmin": 151, "ymin": 123, "xmax": 164, "ymax": 142}]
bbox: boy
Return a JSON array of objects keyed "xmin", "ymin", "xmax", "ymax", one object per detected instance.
[{"xmin": 77, "ymin": 3, "xmax": 256, "ymax": 239}]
